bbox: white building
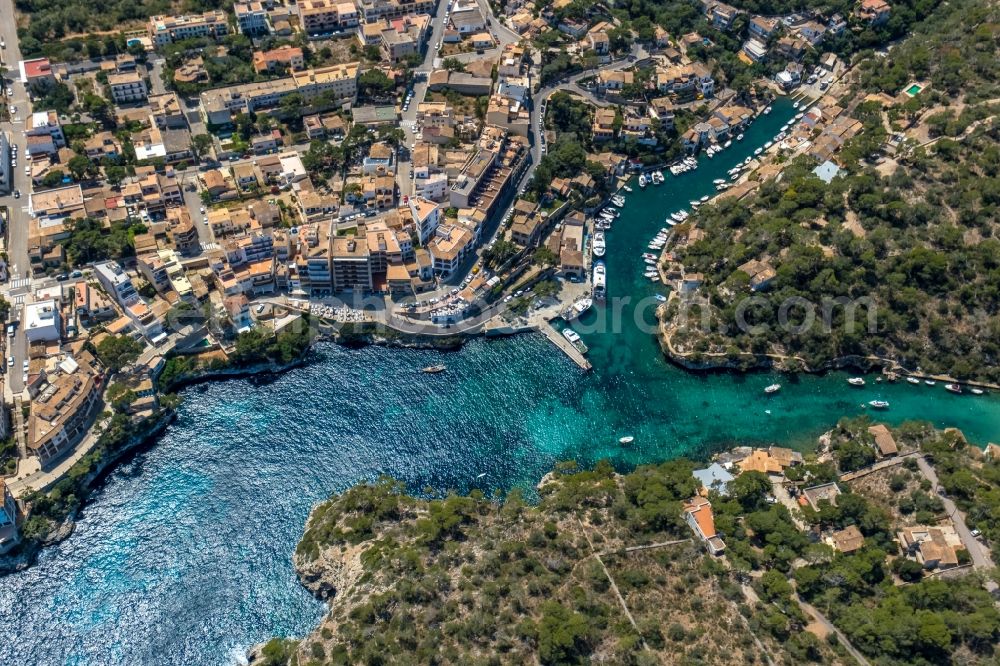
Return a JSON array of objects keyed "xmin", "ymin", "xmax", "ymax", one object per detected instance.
[
  {"xmin": 24, "ymin": 299, "xmax": 61, "ymax": 342},
  {"xmin": 94, "ymin": 261, "xmax": 140, "ymax": 307}
]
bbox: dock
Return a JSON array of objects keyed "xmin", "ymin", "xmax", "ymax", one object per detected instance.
[{"xmin": 537, "ymin": 320, "xmax": 592, "ymax": 371}]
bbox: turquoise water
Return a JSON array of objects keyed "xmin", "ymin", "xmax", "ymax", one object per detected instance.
[{"xmin": 2, "ymin": 98, "xmax": 999, "ymax": 665}]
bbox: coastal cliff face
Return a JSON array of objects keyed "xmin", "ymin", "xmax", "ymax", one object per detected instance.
[{"xmin": 258, "ymin": 463, "xmax": 834, "ymax": 665}]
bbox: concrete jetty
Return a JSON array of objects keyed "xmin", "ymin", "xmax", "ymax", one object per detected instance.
[{"xmin": 536, "ymin": 319, "xmax": 592, "ymax": 371}]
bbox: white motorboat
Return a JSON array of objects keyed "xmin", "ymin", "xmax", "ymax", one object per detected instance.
[
  {"xmin": 670, "ymin": 212, "xmax": 684, "ymax": 222},
  {"xmin": 654, "ymin": 294, "xmax": 667, "ymax": 302},
  {"xmin": 945, "ymin": 383, "xmax": 962, "ymax": 394},
  {"xmin": 781, "ymin": 123, "xmax": 790, "ymax": 131},
  {"xmin": 571, "ymin": 299, "xmax": 592, "ymax": 319},
  {"xmin": 847, "ymin": 377, "xmax": 865, "ymax": 387},
  {"xmin": 792, "ymin": 101, "xmax": 800, "ymax": 109},
  {"xmin": 592, "ymin": 231, "xmax": 606, "ymax": 257},
  {"xmin": 638, "ymin": 174, "xmax": 648, "ymax": 188},
  {"xmin": 713, "ymin": 178, "xmax": 726, "ymax": 185},
  {"xmin": 925, "ymin": 379, "xmax": 936, "ymax": 386},
  {"xmin": 611, "ymin": 195, "xmax": 625, "ymax": 207},
  {"xmin": 971, "ymin": 388, "xmax": 985, "ymax": 395},
  {"xmin": 562, "ymin": 328, "xmax": 582, "ymax": 344},
  {"xmin": 868, "ymin": 400, "xmax": 890, "ymax": 409},
  {"xmin": 643, "ymin": 269, "xmax": 658, "ymax": 277},
  {"xmin": 764, "ymin": 141, "xmax": 773, "ymax": 149},
  {"xmin": 730, "ymin": 173, "xmax": 741, "ymax": 181},
  {"xmin": 724, "ymin": 140, "xmax": 732, "ymax": 148},
  {"xmin": 593, "ymin": 262, "xmax": 606, "ymax": 300},
  {"xmin": 744, "ymin": 156, "xmax": 752, "ymax": 165},
  {"xmin": 754, "ymin": 147, "xmax": 763, "ymax": 155},
  {"xmin": 906, "ymin": 376, "xmax": 921, "ymax": 385},
  {"xmin": 623, "ymin": 185, "xmax": 633, "ymax": 192},
  {"xmin": 737, "ymin": 133, "xmax": 745, "ymax": 141},
  {"xmin": 699, "ymin": 195, "xmax": 709, "ymax": 202},
  {"xmin": 764, "ymin": 383, "xmax": 781, "ymax": 394},
  {"xmin": 689, "ymin": 200, "xmax": 700, "ymax": 208},
  {"xmin": 763, "ymin": 106, "xmax": 772, "ymax": 114},
  {"xmin": 619, "ymin": 436, "xmax": 634, "ymax": 445},
  {"xmin": 642, "ymin": 253, "xmax": 657, "ymax": 260}
]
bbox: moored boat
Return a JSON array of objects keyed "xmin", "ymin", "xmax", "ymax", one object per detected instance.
[
  {"xmin": 945, "ymin": 383, "xmax": 962, "ymax": 394},
  {"xmin": 623, "ymin": 185, "xmax": 633, "ymax": 192},
  {"xmin": 906, "ymin": 376, "xmax": 920, "ymax": 385},
  {"xmin": 654, "ymin": 293, "xmax": 667, "ymax": 302},
  {"xmin": 638, "ymin": 174, "xmax": 648, "ymax": 188},
  {"xmin": 764, "ymin": 383, "xmax": 781, "ymax": 394},
  {"xmin": 422, "ymin": 365, "xmax": 447, "ymax": 374},
  {"xmin": 562, "ymin": 328, "xmax": 582, "ymax": 344},
  {"xmin": 737, "ymin": 133, "xmax": 745, "ymax": 140},
  {"xmin": 847, "ymin": 377, "xmax": 865, "ymax": 387},
  {"xmin": 569, "ymin": 298, "xmax": 593, "ymax": 319},
  {"xmin": 868, "ymin": 400, "xmax": 890, "ymax": 409},
  {"xmin": 924, "ymin": 379, "xmax": 936, "ymax": 386},
  {"xmin": 970, "ymin": 388, "xmax": 985, "ymax": 395},
  {"xmin": 593, "ymin": 262, "xmax": 607, "ymax": 300}
]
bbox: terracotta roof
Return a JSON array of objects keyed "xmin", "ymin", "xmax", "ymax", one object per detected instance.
[
  {"xmin": 831, "ymin": 525, "xmax": 864, "ymax": 553},
  {"xmin": 868, "ymin": 424, "xmax": 898, "ymax": 456}
]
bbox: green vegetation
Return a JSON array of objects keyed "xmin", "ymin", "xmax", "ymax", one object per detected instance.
[
  {"xmin": 14, "ymin": 0, "xmax": 226, "ymax": 56},
  {"xmin": 92, "ymin": 334, "xmax": 143, "ymax": 374},
  {"xmin": 665, "ymin": 121, "xmax": 1000, "ymax": 380},
  {"xmin": 231, "ymin": 320, "xmax": 312, "ymax": 366},
  {"xmin": 60, "ymin": 217, "xmax": 145, "ymax": 268},
  {"xmin": 281, "ymin": 459, "xmax": 847, "ymax": 664}
]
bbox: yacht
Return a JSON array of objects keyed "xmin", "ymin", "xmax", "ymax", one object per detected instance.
[
  {"xmin": 906, "ymin": 376, "xmax": 921, "ymax": 385},
  {"xmin": 713, "ymin": 178, "xmax": 726, "ymax": 185},
  {"xmin": 737, "ymin": 133, "xmax": 745, "ymax": 141},
  {"xmin": 568, "ymin": 298, "xmax": 592, "ymax": 319},
  {"xmin": 638, "ymin": 173, "xmax": 648, "ymax": 188},
  {"xmin": 868, "ymin": 400, "xmax": 890, "ymax": 409},
  {"xmin": 593, "ymin": 262, "xmax": 607, "ymax": 300},
  {"xmin": 642, "ymin": 253, "xmax": 657, "ymax": 261},
  {"xmin": 652, "ymin": 171, "xmax": 664, "ymax": 184},
  {"xmin": 562, "ymin": 328, "xmax": 582, "ymax": 344},
  {"xmin": 945, "ymin": 383, "xmax": 963, "ymax": 394},
  {"xmin": 764, "ymin": 383, "xmax": 781, "ymax": 394},
  {"xmin": 847, "ymin": 377, "xmax": 865, "ymax": 387},
  {"xmin": 592, "ymin": 231, "xmax": 606, "ymax": 258}
]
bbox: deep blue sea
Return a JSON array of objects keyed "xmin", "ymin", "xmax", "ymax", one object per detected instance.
[{"xmin": 3, "ymin": 97, "xmax": 1000, "ymax": 664}]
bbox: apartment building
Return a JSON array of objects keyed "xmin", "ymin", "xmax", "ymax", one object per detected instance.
[
  {"xmin": 108, "ymin": 71, "xmax": 149, "ymax": 104},
  {"xmin": 27, "ymin": 355, "xmax": 102, "ymax": 466},
  {"xmin": 148, "ymin": 11, "xmax": 229, "ymax": 46},
  {"xmin": 355, "ymin": 0, "xmax": 435, "ymax": 22},
  {"xmin": 298, "ymin": 0, "xmax": 360, "ymax": 35},
  {"xmin": 24, "ymin": 110, "xmax": 65, "ymax": 157},
  {"xmin": 235, "ymin": 2, "xmax": 272, "ymax": 35},
  {"xmin": 94, "ymin": 261, "xmax": 140, "ymax": 307}
]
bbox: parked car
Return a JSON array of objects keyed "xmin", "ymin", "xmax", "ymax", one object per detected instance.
[
  {"xmin": 70, "ymin": 270, "xmax": 83, "ymax": 278},
  {"xmin": 6, "ymin": 357, "xmax": 12, "ymax": 367},
  {"xmin": 971, "ymin": 528, "xmax": 982, "ymax": 538}
]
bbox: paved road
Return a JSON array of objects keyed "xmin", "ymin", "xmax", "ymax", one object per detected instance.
[
  {"xmin": 520, "ymin": 45, "xmax": 647, "ymax": 189},
  {"xmin": 0, "ymin": 0, "xmax": 35, "ymax": 395},
  {"xmin": 915, "ymin": 456, "xmax": 996, "ymax": 574}
]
